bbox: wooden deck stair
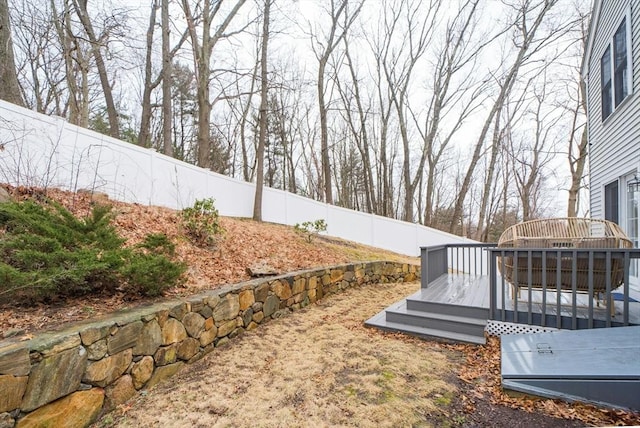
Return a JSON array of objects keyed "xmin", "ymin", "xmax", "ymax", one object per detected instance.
[{"xmin": 365, "ymin": 291, "xmax": 489, "ymax": 345}]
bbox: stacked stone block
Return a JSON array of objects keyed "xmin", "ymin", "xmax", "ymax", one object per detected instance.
[{"xmin": 0, "ymin": 261, "xmax": 419, "ymax": 428}]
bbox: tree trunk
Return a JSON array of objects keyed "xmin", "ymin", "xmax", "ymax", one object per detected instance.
[
  {"xmin": 567, "ymin": 79, "xmax": 588, "ymax": 217},
  {"xmin": 313, "ymin": 0, "xmax": 363, "ymax": 204},
  {"xmin": 253, "ymin": 0, "xmax": 270, "ymax": 221},
  {"xmin": 0, "ymin": 0, "xmax": 24, "ymax": 106},
  {"xmin": 567, "ymin": 126, "xmax": 587, "ymax": 217},
  {"xmin": 195, "ymin": 0, "xmax": 212, "ymax": 168},
  {"xmin": 138, "ymin": 0, "xmax": 158, "ymax": 148},
  {"xmin": 161, "ymin": 0, "xmax": 173, "ymax": 156},
  {"xmin": 240, "ymin": 63, "xmax": 258, "ymax": 181},
  {"xmin": 342, "ymin": 42, "xmax": 376, "ymax": 213},
  {"xmin": 475, "ymin": 112, "xmax": 502, "ymax": 240},
  {"xmin": 72, "ymin": 0, "xmax": 120, "ymax": 139},
  {"xmin": 318, "ymin": 58, "xmax": 333, "ymax": 204},
  {"xmin": 52, "ymin": 0, "xmax": 79, "ymax": 122}
]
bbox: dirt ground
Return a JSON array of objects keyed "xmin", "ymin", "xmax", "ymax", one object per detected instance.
[{"xmin": 95, "ymin": 281, "xmax": 592, "ymax": 428}]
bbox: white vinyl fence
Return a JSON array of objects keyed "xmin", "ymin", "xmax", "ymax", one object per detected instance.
[{"xmin": 0, "ymin": 100, "xmax": 473, "ymax": 256}]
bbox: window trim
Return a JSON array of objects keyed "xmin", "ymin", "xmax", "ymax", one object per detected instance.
[
  {"xmin": 601, "ymin": 7, "xmax": 633, "ymax": 121},
  {"xmin": 601, "ymin": 45, "xmax": 612, "ymax": 120},
  {"xmin": 604, "ymin": 179, "xmax": 619, "ymax": 224}
]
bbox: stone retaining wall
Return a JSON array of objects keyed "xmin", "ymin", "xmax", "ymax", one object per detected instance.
[{"xmin": 0, "ymin": 261, "xmax": 419, "ymax": 428}]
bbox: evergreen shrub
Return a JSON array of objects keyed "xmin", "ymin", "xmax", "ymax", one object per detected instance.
[{"xmin": 0, "ymin": 200, "xmax": 185, "ymax": 304}]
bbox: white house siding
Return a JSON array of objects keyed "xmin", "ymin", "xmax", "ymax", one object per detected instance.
[{"xmin": 586, "ymin": 0, "xmax": 640, "ymax": 220}]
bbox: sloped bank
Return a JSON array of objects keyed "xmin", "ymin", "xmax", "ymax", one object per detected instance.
[{"xmin": 0, "ymin": 261, "xmax": 419, "ymax": 428}]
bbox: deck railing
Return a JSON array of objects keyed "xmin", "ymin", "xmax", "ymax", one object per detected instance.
[
  {"xmin": 420, "ymin": 243, "xmax": 497, "ymax": 288},
  {"xmin": 420, "ymin": 244, "xmax": 639, "ymax": 329},
  {"xmin": 488, "ymin": 248, "xmax": 640, "ymax": 329}
]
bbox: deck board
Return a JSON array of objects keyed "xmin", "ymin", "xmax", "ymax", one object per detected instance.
[
  {"xmin": 501, "ymin": 326, "xmax": 640, "ymax": 410},
  {"xmin": 418, "ymin": 273, "xmax": 640, "ymax": 325}
]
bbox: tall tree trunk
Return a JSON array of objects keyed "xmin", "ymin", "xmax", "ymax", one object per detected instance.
[
  {"xmin": 52, "ymin": 0, "xmax": 77, "ymax": 122},
  {"xmin": 0, "ymin": 0, "xmax": 24, "ymax": 106},
  {"xmin": 253, "ymin": 0, "xmax": 270, "ymax": 221},
  {"xmin": 475, "ymin": 112, "xmax": 502, "ymax": 240},
  {"xmin": 195, "ymin": 0, "xmax": 212, "ymax": 168},
  {"xmin": 72, "ymin": 0, "xmax": 120, "ymax": 138},
  {"xmin": 567, "ymin": 79, "xmax": 588, "ymax": 217},
  {"xmin": 240, "ymin": 62, "xmax": 258, "ymax": 181},
  {"xmin": 342, "ymin": 42, "xmax": 376, "ymax": 212},
  {"xmin": 313, "ymin": 0, "xmax": 363, "ymax": 204},
  {"xmin": 317, "ymin": 58, "xmax": 333, "ymax": 204},
  {"xmin": 138, "ymin": 0, "xmax": 159, "ymax": 148},
  {"xmin": 161, "ymin": 0, "xmax": 173, "ymax": 156}
]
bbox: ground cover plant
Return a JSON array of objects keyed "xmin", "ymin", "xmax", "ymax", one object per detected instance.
[
  {"xmin": 0, "ymin": 199, "xmax": 185, "ymax": 304},
  {"xmin": 294, "ymin": 219, "xmax": 328, "ymax": 242},
  {"xmin": 179, "ymin": 197, "xmax": 224, "ymax": 248}
]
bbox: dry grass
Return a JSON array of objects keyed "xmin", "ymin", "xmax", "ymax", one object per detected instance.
[{"xmin": 99, "ymin": 281, "xmax": 462, "ymax": 428}]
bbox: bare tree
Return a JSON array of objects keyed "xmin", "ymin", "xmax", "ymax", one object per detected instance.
[
  {"xmin": 51, "ymin": 0, "xmax": 91, "ymax": 126},
  {"xmin": 310, "ymin": 0, "xmax": 364, "ymax": 204},
  {"xmin": 335, "ymin": 36, "xmax": 377, "ymax": 213},
  {"xmin": 138, "ymin": 0, "xmax": 188, "ymax": 151},
  {"xmin": 384, "ymin": 0, "xmax": 441, "ymax": 221},
  {"xmin": 182, "ymin": 0, "xmax": 248, "ymax": 169},
  {"xmin": 138, "ymin": 0, "xmax": 160, "ymax": 148},
  {"xmin": 161, "ymin": 0, "xmax": 173, "ymax": 156},
  {"xmin": 507, "ymin": 78, "xmax": 560, "ymax": 221},
  {"xmin": 253, "ymin": 0, "xmax": 271, "ymax": 221},
  {"xmin": 71, "ymin": 0, "xmax": 122, "ymax": 138},
  {"xmin": 412, "ymin": 0, "xmax": 487, "ymax": 227},
  {"xmin": 474, "ymin": 77, "xmax": 532, "ymax": 240},
  {"xmin": 0, "ymin": 0, "xmax": 25, "ymax": 106},
  {"xmin": 368, "ymin": 28, "xmax": 397, "ymax": 217},
  {"xmin": 11, "ymin": 0, "xmax": 60, "ymax": 113},
  {"xmin": 449, "ymin": 0, "xmax": 568, "ymax": 233},
  {"xmin": 566, "ymin": 7, "xmax": 590, "ymax": 217},
  {"xmin": 170, "ymin": 62, "xmax": 198, "ymax": 162},
  {"xmin": 566, "ymin": 76, "xmax": 587, "ymax": 217}
]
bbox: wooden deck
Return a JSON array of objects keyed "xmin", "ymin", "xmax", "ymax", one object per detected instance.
[{"xmin": 419, "ymin": 273, "xmax": 640, "ymax": 326}]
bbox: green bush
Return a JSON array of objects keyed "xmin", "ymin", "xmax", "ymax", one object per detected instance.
[
  {"xmin": 294, "ymin": 219, "xmax": 328, "ymax": 242},
  {"xmin": 137, "ymin": 233, "xmax": 177, "ymax": 256},
  {"xmin": 120, "ymin": 253, "xmax": 185, "ymax": 297},
  {"xmin": 180, "ymin": 198, "xmax": 224, "ymax": 247},
  {"xmin": 0, "ymin": 200, "xmax": 185, "ymax": 304}
]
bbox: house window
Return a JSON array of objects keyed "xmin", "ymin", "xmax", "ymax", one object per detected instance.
[
  {"xmin": 601, "ymin": 14, "xmax": 631, "ymax": 120},
  {"xmin": 604, "ymin": 180, "xmax": 619, "ymax": 224},
  {"xmin": 601, "ymin": 46, "xmax": 612, "ymax": 120},
  {"xmin": 613, "ymin": 18, "xmax": 628, "ymax": 107}
]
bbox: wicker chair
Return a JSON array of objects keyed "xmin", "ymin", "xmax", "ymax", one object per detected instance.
[{"xmin": 497, "ymin": 218, "xmax": 633, "ymax": 295}]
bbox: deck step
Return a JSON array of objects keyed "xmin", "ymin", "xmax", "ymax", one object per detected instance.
[
  {"xmin": 406, "ymin": 298, "xmax": 489, "ymax": 320},
  {"xmin": 365, "ymin": 310, "xmax": 486, "ymax": 345},
  {"xmin": 385, "ymin": 302, "xmax": 487, "ymax": 337}
]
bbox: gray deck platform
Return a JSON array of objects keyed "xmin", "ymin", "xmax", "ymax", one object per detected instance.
[
  {"xmin": 417, "ymin": 273, "xmax": 640, "ymax": 325},
  {"xmin": 501, "ymin": 326, "xmax": 640, "ymax": 411},
  {"xmin": 366, "ymin": 273, "xmax": 640, "ymax": 344}
]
